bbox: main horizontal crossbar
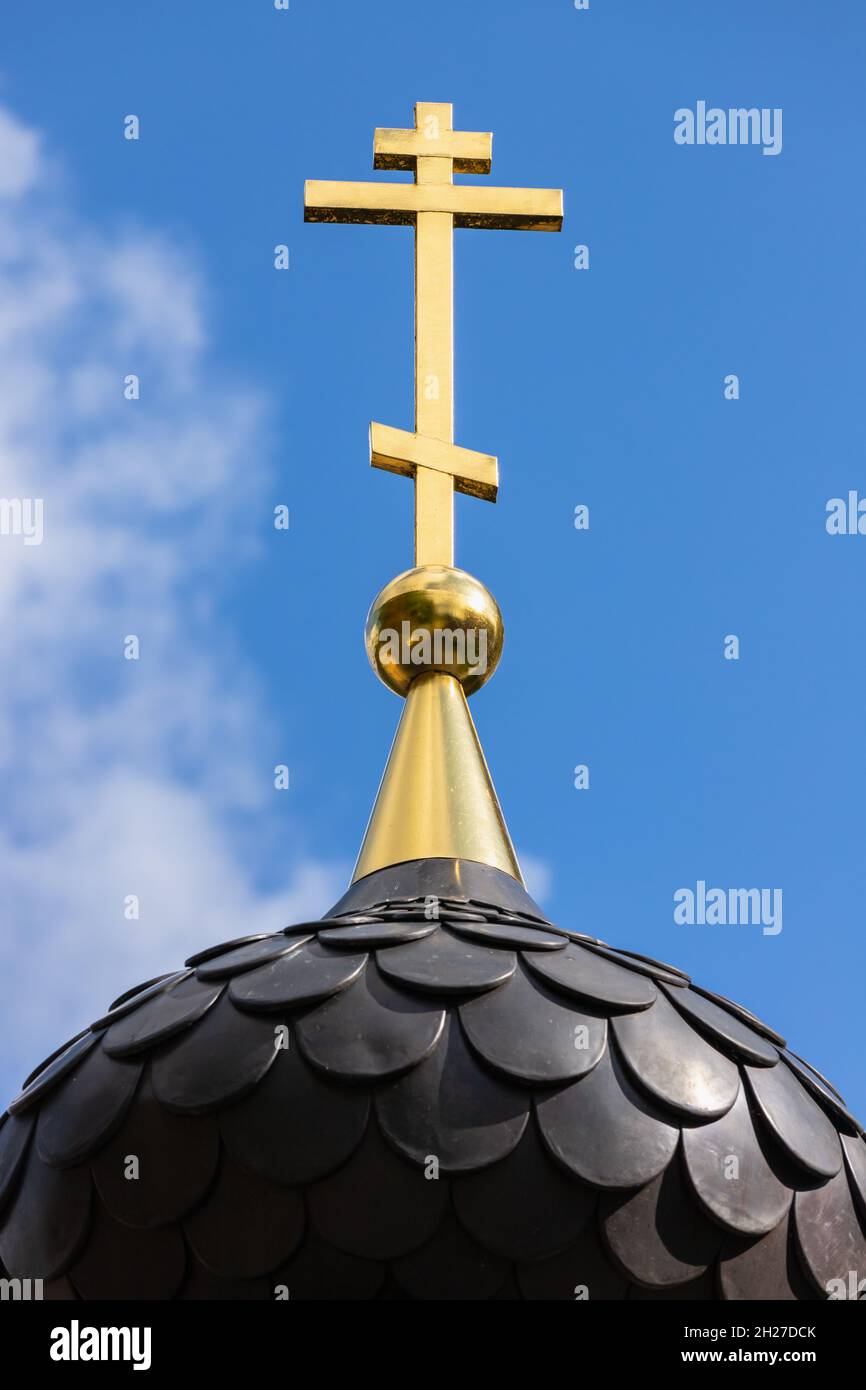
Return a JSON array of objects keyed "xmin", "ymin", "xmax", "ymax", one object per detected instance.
[{"xmin": 304, "ymin": 180, "xmax": 563, "ymax": 231}]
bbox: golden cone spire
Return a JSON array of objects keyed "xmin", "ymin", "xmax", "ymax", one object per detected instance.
[
  {"xmin": 353, "ymin": 672, "xmax": 521, "ymax": 882},
  {"xmin": 304, "ymin": 102, "xmax": 562, "ymax": 884}
]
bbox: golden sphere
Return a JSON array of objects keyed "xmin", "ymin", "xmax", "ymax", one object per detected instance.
[{"xmin": 365, "ymin": 565, "xmax": 504, "ymax": 697}]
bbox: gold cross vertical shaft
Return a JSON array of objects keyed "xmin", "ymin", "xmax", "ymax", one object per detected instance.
[
  {"xmin": 305, "ymin": 102, "xmax": 562, "ymax": 568},
  {"xmin": 412, "ymin": 103, "xmax": 457, "ymax": 565}
]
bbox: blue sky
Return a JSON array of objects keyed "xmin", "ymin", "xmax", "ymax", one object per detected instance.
[{"xmin": 1, "ymin": 1, "xmax": 864, "ymax": 1116}]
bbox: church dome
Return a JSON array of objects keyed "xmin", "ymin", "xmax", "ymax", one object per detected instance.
[{"xmin": 1, "ymin": 855, "xmax": 864, "ymax": 1300}]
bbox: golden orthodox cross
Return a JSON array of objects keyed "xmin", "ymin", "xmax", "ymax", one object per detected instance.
[{"xmin": 304, "ymin": 102, "xmax": 563, "ymax": 566}]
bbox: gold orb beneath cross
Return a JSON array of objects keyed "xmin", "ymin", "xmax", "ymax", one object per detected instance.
[{"xmin": 365, "ymin": 565, "xmax": 503, "ymax": 697}]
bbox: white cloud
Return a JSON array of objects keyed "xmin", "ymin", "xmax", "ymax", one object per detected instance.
[
  {"xmin": 518, "ymin": 850, "xmax": 553, "ymax": 906},
  {"xmin": 0, "ymin": 106, "xmax": 343, "ymax": 1099},
  {"xmin": 0, "ymin": 108, "xmax": 41, "ymax": 199},
  {"xmin": 0, "ymin": 774, "xmax": 340, "ymax": 1039}
]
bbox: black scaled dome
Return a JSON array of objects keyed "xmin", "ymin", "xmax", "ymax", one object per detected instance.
[{"xmin": 1, "ymin": 857, "xmax": 864, "ymax": 1301}]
